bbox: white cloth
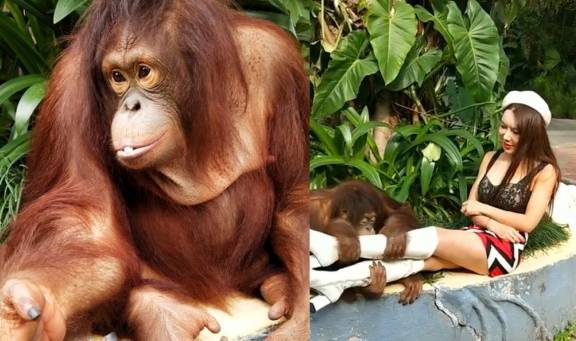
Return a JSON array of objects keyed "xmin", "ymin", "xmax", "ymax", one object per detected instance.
[{"xmin": 551, "ymin": 182, "xmax": 576, "ymax": 232}]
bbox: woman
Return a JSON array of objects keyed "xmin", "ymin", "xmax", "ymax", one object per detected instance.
[{"xmin": 310, "ymin": 90, "xmax": 561, "ymax": 304}]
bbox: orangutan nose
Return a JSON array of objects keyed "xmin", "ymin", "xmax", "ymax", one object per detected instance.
[{"xmin": 124, "ymin": 96, "xmax": 141, "ymax": 112}]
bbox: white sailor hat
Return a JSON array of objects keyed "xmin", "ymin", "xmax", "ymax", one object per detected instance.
[{"xmin": 502, "ymin": 90, "xmax": 551, "ymax": 127}]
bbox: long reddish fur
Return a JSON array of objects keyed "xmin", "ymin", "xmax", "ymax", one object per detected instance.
[{"xmin": 0, "ymin": 0, "xmax": 308, "ymax": 334}]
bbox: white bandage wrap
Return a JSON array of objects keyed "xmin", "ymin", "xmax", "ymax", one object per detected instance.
[
  {"xmin": 359, "ymin": 226, "xmax": 439, "ymax": 260},
  {"xmin": 359, "ymin": 234, "xmax": 387, "ymax": 258},
  {"xmin": 309, "ymin": 230, "xmax": 339, "ymax": 267},
  {"xmin": 310, "ymin": 261, "xmax": 372, "ymax": 302},
  {"xmin": 310, "ymin": 259, "xmax": 425, "ymax": 304},
  {"xmin": 384, "ymin": 259, "xmax": 425, "ymax": 282},
  {"xmin": 310, "ymin": 295, "xmax": 331, "ymax": 313},
  {"xmin": 310, "ymin": 255, "xmax": 322, "ymax": 269},
  {"xmin": 405, "ymin": 226, "xmax": 438, "ymax": 259}
]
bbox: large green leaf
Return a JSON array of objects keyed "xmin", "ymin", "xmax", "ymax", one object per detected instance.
[
  {"xmin": 310, "ymin": 120, "xmax": 338, "ymax": 156},
  {"xmin": 336, "ymin": 123, "xmax": 353, "ymax": 156},
  {"xmin": 394, "ymin": 172, "xmax": 417, "ymax": 203},
  {"xmin": 439, "ymin": 129, "xmax": 484, "ymax": 156},
  {"xmin": 366, "ymin": 0, "xmax": 417, "ymax": 84},
  {"xmin": 447, "ymin": 0, "xmax": 499, "ymax": 102},
  {"xmin": 312, "ymin": 31, "xmax": 379, "ymax": 117},
  {"xmin": 0, "ymin": 75, "xmax": 45, "ymax": 106},
  {"xmin": 420, "ymin": 158, "xmax": 435, "ymax": 196},
  {"xmin": 0, "ymin": 133, "xmax": 29, "ymax": 170},
  {"xmin": 269, "ymin": 0, "xmax": 310, "ymax": 27},
  {"xmin": 496, "ymin": 39, "xmax": 509, "ymax": 87},
  {"xmin": 13, "ymin": 81, "xmax": 46, "ymax": 138},
  {"xmin": 387, "ymin": 46, "xmax": 442, "ymax": 91},
  {"xmin": 54, "ymin": 0, "xmax": 88, "ymax": 23},
  {"xmin": 310, "ymin": 155, "xmax": 382, "ymax": 187},
  {"xmin": 415, "ymin": 0, "xmax": 452, "ymax": 51}
]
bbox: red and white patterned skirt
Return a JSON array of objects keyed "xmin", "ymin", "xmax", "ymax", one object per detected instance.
[{"xmin": 462, "ymin": 225, "xmax": 528, "ymax": 277}]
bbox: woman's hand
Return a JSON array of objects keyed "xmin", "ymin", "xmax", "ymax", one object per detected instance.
[
  {"xmin": 461, "ymin": 200, "xmax": 485, "ymax": 217},
  {"xmin": 486, "ymin": 222, "xmax": 525, "ymax": 243}
]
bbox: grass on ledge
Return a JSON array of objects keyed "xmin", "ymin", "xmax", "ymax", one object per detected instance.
[{"xmin": 554, "ymin": 321, "xmax": 576, "ymax": 341}]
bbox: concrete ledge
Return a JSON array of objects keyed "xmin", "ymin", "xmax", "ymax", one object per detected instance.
[{"xmin": 311, "ymin": 235, "xmax": 576, "ymax": 341}]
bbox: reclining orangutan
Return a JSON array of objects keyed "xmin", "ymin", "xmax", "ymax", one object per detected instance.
[{"xmin": 310, "ymin": 180, "xmax": 423, "ymax": 304}]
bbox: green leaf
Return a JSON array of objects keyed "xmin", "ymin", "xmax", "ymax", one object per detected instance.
[
  {"xmin": 387, "ymin": 46, "xmax": 442, "ymax": 91},
  {"xmin": 366, "ymin": 0, "xmax": 417, "ymax": 84},
  {"xmin": 458, "ymin": 173, "xmax": 468, "ymax": 202},
  {"xmin": 336, "ymin": 123, "xmax": 353, "ymax": 156},
  {"xmin": 351, "ymin": 121, "xmax": 388, "ymax": 145},
  {"xmin": 0, "ymin": 133, "xmax": 29, "ymax": 169},
  {"xmin": 394, "ymin": 172, "xmax": 417, "ymax": 203},
  {"xmin": 310, "ymin": 120, "xmax": 338, "ymax": 156},
  {"xmin": 10, "ymin": 0, "xmax": 53, "ymax": 25},
  {"xmin": 309, "ymin": 155, "xmax": 382, "ymax": 187},
  {"xmin": 11, "ymin": 0, "xmax": 53, "ymax": 26},
  {"xmin": 54, "ymin": 0, "xmax": 88, "ymax": 23},
  {"xmin": 0, "ymin": 13, "xmax": 49, "ymax": 73},
  {"xmin": 420, "ymin": 158, "xmax": 435, "ymax": 196},
  {"xmin": 496, "ymin": 37, "xmax": 509, "ymax": 86},
  {"xmin": 312, "ymin": 31, "xmax": 379, "ymax": 117},
  {"xmin": 447, "ymin": 0, "xmax": 500, "ymax": 102},
  {"xmin": 12, "ymin": 81, "xmax": 46, "ymax": 138},
  {"xmin": 543, "ymin": 48, "xmax": 561, "ymax": 71},
  {"xmin": 268, "ymin": 0, "xmax": 310, "ymax": 28},
  {"xmin": 0, "ymin": 75, "xmax": 46, "ymax": 106},
  {"xmin": 415, "ymin": 1, "xmax": 452, "ymax": 51},
  {"xmin": 341, "ymin": 106, "xmax": 364, "ymax": 126},
  {"xmin": 6, "ymin": 1, "xmax": 27, "ymax": 33},
  {"xmin": 407, "ymin": 134, "xmax": 463, "ymax": 170},
  {"xmin": 382, "ymin": 133, "xmax": 404, "ymax": 166},
  {"xmin": 440, "ymin": 129, "xmax": 484, "ymax": 156},
  {"xmin": 395, "ymin": 125, "xmax": 421, "ymax": 137}
]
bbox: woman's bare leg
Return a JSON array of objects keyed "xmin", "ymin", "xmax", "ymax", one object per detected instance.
[
  {"xmin": 428, "ymin": 228, "xmax": 488, "ymax": 275},
  {"xmin": 423, "ymin": 256, "xmax": 459, "ymax": 271}
]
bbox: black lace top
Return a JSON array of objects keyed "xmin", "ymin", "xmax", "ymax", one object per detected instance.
[{"xmin": 477, "ymin": 152, "xmax": 547, "ymax": 214}]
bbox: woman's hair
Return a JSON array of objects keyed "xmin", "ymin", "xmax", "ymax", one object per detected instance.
[{"xmin": 498, "ymin": 103, "xmax": 561, "ymax": 204}]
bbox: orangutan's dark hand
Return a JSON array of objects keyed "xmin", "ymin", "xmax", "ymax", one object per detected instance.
[
  {"xmin": 383, "ymin": 234, "xmax": 407, "ymax": 260},
  {"xmin": 336, "ymin": 235, "xmax": 361, "ymax": 265},
  {"xmin": 362, "ymin": 261, "xmax": 387, "ymax": 299},
  {"xmin": 398, "ymin": 274, "xmax": 423, "ymax": 305}
]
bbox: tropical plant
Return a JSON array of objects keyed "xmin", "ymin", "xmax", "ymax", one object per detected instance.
[
  {"xmin": 310, "ymin": 0, "xmax": 514, "ymax": 221},
  {"xmin": 0, "ymin": 0, "xmax": 65, "ymax": 233},
  {"xmin": 503, "ymin": 2, "xmax": 576, "ymax": 118}
]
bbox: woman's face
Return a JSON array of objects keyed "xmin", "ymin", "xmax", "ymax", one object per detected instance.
[{"xmin": 499, "ymin": 109, "xmax": 520, "ymax": 155}]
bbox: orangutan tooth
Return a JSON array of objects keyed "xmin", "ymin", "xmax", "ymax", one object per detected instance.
[{"xmin": 124, "ymin": 146, "xmax": 134, "ymax": 153}]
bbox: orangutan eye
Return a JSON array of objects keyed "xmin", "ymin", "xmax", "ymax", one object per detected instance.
[
  {"xmin": 111, "ymin": 70, "xmax": 126, "ymax": 83},
  {"xmin": 138, "ymin": 64, "xmax": 151, "ymax": 79}
]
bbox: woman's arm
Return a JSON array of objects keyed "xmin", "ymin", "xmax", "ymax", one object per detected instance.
[
  {"xmin": 465, "ymin": 151, "xmax": 494, "ymax": 227},
  {"xmin": 464, "ymin": 164, "xmax": 558, "ymax": 233}
]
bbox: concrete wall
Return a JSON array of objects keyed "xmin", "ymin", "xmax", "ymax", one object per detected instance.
[{"xmin": 311, "ymin": 236, "xmax": 576, "ymax": 341}]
